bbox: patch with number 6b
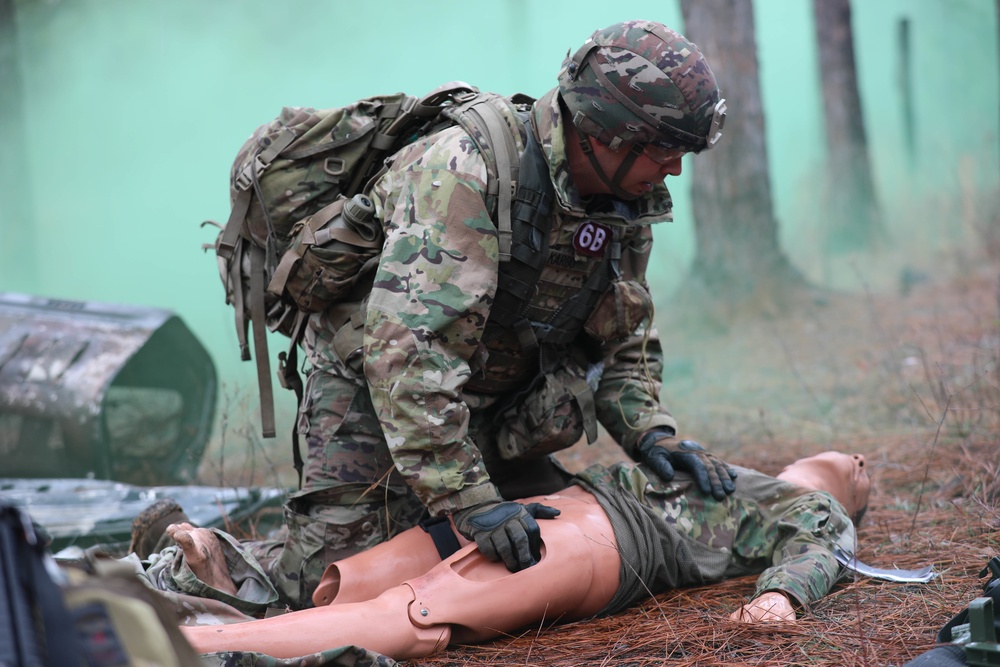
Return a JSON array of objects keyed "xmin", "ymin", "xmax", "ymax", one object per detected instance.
[{"xmin": 573, "ymin": 221, "xmax": 612, "ymax": 258}]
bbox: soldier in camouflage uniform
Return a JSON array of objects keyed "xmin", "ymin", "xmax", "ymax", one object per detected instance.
[
  {"xmin": 245, "ymin": 19, "xmax": 736, "ymax": 609},
  {"xmin": 179, "ymin": 451, "xmax": 870, "ymax": 662}
]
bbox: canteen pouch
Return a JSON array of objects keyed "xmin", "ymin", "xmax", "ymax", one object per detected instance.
[{"xmin": 269, "ymin": 195, "xmax": 384, "ymax": 314}]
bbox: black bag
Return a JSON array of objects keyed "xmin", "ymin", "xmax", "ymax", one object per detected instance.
[
  {"xmin": 901, "ymin": 556, "xmax": 1000, "ymax": 667},
  {"xmin": 0, "ymin": 500, "xmax": 82, "ymax": 667},
  {"xmin": 1, "ymin": 500, "xmax": 203, "ymax": 667}
]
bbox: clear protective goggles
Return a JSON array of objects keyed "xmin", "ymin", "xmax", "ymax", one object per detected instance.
[
  {"xmin": 641, "ymin": 143, "xmax": 687, "ymax": 165},
  {"xmin": 639, "ymin": 97, "xmax": 728, "ymax": 160}
]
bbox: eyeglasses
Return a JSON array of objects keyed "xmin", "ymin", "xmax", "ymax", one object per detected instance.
[{"xmin": 641, "ymin": 143, "xmax": 687, "ymax": 165}]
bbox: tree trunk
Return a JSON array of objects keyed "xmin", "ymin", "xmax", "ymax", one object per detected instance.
[
  {"xmin": 813, "ymin": 0, "xmax": 884, "ymax": 253},
  {"xmin": 897, "ymin": 16, "xmax": 916, "ymax": 165},
  {"xmin": 677, "ymin": 0, "xmax": 805, "ymax": 323},
  {"xmin": 0, "ymin": 0, "xmax": 37, "ymax": 286}
]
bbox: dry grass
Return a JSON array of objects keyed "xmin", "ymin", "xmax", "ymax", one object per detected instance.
[
  {"xmin": 407, "ymin": 440, "xmax": 997, "ymax": 667},
  {"xmin": 406, "ymin": 254, "xmax": 1000, "ymax": 666},
  {"xmin": 198, "ymin": 207, "xmax": 999, "ymax": 665}
]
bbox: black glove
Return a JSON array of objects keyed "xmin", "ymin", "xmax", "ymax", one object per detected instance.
[
  {"xmin": 452, "ymin": 501, "xmax": 561, "ymax": 572},
  {"xmin": 637, "ymin": 432, "xmax": 737, "ymax": 500}
]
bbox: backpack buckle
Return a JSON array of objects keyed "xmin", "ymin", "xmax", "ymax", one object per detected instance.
[
  {"xmin": 235, "ymin": 154, "xmax": 268, "ymax": 191},
  {"xmin": 324, "ymin": 157, "xmax": 346, "ymax": 179}
]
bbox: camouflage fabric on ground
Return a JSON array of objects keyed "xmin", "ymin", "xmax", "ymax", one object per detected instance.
[
  {"xmin": 201, "ymin": 645, "xmax": 396, "ymax": 667},
  {"xmin": 136, "ymin": 527, "xmax": 278, "ymax": 618},
  {"xmin": 574, "ymin": 463, "xmax": 857, "ymax": 614}
]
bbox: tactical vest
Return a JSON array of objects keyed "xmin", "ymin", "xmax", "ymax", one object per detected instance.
[
  {"xmin": 330, "ymin": 109, "xmax": 620, "ymax": 395},
  {"xmin": 467, "ymin": 112, "xmax": 620, "ymax": 395}
]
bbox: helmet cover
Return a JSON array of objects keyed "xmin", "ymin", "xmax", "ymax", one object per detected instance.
[{"xmin": 558, "ymin": 20, "xmax": 725, "ymax": 152}]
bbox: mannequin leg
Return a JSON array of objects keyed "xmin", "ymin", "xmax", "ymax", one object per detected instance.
[
  {"xmin": 405, "ymin": 496, "xmax": 620, "ymax": 644},
  {"xmin": 314, "ymin": 486, "xmax": 617, "ymax": 608},
  {"xmin": 182, "ymin": 487, "xmax": 621, "ymax": 660},
  {"xmin": 181, "ymin": 584, "xmax": 450, "ymax": 660},
  {"xmin": 312, "ymin": 522, "xmax": 465, "ymax": 605}
]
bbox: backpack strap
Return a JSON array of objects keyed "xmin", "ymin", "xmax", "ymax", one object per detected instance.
[
  {"xmin": 462, "ymin": 98, "xmax": 519, "ymax": 261},
  {"xmin": 216, "ymin": 126, "xmax": 298, "ymax": 436},
  {"xmin": 277, "ymin": 310, "xmax": 309, "ymax": 488},
  {"xmin": 345, "ymin": 83, "xmax": 480, "ymax": 196},
  {"xmin": 248, "ymin": 243, "xmax": 277, "ymax": 438},
  {"xmin": 478, "ymin": 113, "xmax": 554, "ymax": 350},
  {"xmin": 227, "ymin": 236, "xmax": 251, "ymax": 361},
  {"xmin": 344, "ymin": 96, "xmax": 418, "ymax": 196},
  {"xmin": 218, "ymin": 128, "xmax": 298, "ymax": 262}
]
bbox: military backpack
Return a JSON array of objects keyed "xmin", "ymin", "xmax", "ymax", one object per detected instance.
[{"xmin": 208, "ymin": 82, "xmax": 556, "ymax": 483}]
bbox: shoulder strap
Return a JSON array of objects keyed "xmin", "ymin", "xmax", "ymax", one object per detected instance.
[
  {"xmin": 218, "ymin": 128, "xmax": 298, "ymax": 262},
  {"xmin": 460, "ymin": 98, "xmax": 519, "ymax": 261},
  {"xmin": 248, "ymin": 243, "xmax": 276, "ymax": 438},
  {"xmin": 277, "ymin": 311, "xmax": 308, "ymax": 488},
  {"xmin": 479, "ymin": 112, "xmax": 555, "ymax": 350}
]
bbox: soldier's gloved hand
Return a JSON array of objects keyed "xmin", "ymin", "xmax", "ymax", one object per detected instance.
[
  {"xmin": 637, "ymin": 432, "xmax": 737, "ymax": 500},
  {"xmin": 452, "ymin": 501, "xmax": 561, "ymax": 572}
]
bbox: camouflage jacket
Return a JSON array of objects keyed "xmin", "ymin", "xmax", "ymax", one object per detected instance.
[
  {"xmin": 575, "ymin": 463, "xmax": 856, "ymax": 611},
  {"xmin": 362, "ymin": 88, "xmax": 679, "ymax": 515}
]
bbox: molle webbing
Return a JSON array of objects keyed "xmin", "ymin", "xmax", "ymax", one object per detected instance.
[
  {"xmin": 486, "ymin": 116, "xmax": 553, "ymax": 336},
  {"xmin": 482, "ymin": 115, "xmax": 622, "ymax": 352},
  {"xmin": 533, "ymin": 230, "xmax": 620, "ymax": 350}
]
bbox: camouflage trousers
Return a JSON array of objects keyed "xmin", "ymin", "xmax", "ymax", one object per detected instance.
[{"xmin": 245, "ymin": 367, "xmax": 571, "ymax": 610}]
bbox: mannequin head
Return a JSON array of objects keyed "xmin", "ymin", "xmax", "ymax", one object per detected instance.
[{"xmin": 777, "ymin": 452, "xmax": 871, "ymax": 524}]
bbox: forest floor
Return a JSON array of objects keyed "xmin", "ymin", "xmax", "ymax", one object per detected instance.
[
  {"xmin": 200, "ymin": 231, "xmax": 1000, "ymax": 666},
  {"xmin": 405, "ymin": 248, "xmax": 1000, "ymax": 666}
]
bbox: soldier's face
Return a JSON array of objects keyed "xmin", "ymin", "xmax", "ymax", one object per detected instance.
[
  {"xmin": 630, "ymin": 147, "xmax": 685, "ymax": 192},
  {"xmin": 599, "ymin": 140, "xmax": 683, "ymax": 195},
  {"xmin": 573, "ymin": 134, "xmax": 684, "ymax": 198}
]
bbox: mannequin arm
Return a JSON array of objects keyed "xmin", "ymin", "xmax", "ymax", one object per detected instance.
[{"xmin": 729, "ymin": 591, "xmax": 796, "ymax": 623}]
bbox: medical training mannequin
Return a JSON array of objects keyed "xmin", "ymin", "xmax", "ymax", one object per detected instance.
[{"xmin": 178, "ymin": 451, "xmax": 870, "ymax": 661}]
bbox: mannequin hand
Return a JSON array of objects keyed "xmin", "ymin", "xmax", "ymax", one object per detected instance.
[
  {"xmin": 453, "ymin": 501, "xmax": 560, "ymax": 572},
  {"xmin": 638, "ymin": 436, "xmax": 737, "ymax": 500},
  {"xmin": 729, "ymin": 591, "xmax": 796, "ymax": 623}
]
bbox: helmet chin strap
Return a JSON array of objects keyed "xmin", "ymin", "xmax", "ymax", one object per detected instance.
[{"xmin": 577, "ymin": 135, "xmax": 644, "ymax": 201}]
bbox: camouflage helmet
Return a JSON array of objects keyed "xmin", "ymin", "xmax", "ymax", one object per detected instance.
[{"xmin": 558, "ymin": 20, "xmax": 726, "ymax": 153}]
